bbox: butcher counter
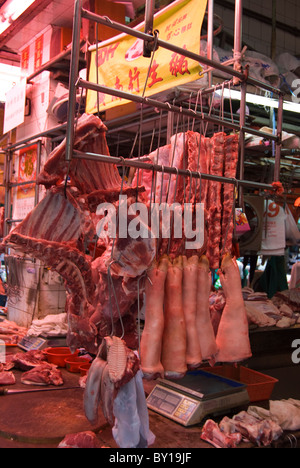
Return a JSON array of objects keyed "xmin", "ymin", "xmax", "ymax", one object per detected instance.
[{"xmin": 0, "ymin": 334, "xmax": 299, "ymax": 450}]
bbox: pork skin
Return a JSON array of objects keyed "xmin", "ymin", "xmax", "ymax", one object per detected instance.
[
  {"xmin": 215, "ymin": 254, "xmax": 252, "ymax": 363},
  {"xmin": 140, "ymin": 256, "xmax": 169, "ymax": 380},
  {"xmin": 161, "ymin": 256, "xmax": 187, "ymax": 379},
  {"xmin": 182, "ymin": 255, "xmax": 202, "ymax": 369}
]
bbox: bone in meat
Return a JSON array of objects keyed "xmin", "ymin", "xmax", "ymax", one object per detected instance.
[
  {"xmin": 196, "ymin": 255, "xmax": 218, "ymax": 364},
  {"xmin": 201, "ymin": 419, "xmax": 242, "ymax": 448},
  {"xmin": 206, "ymin": 132, "xmax": 225, "ymax": 270},
  {"xmin": 221, "ymin": 134, "xmax": 239, "ymax": 255},
  {"xmin": 21, "ymin": 364, "xmax": 63, "ymax": 386},
  {"xmin": 105, "ymin": 335, "xmax": 128, "ymax": 384},
  {"xmin": 140, "ymin": 256, "xmax": 169, "ymax": 380},
  {"xmin": 37, "ymin": 113, "xmax": 121, "ymax": 193},
  {"xmin": 161, "ymin": 256, "xmax": 187, "ymax": 379},
  {"xmin": 215, "ymin": 254, "xmax": 252, "ymax": 363},
  {"xmin": 182, "ymin": 255, "xmax": 202, "ymax": 369},
  {"xmin": 4, "ymin": 187, "xmax": 95, "ymax": 250}
]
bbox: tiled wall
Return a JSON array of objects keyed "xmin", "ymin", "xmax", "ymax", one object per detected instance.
[
  {"xmin": 215, "ymin": 0, "xmax": 300, "ymax": 58},
  {"xmin": 7, "ymin": 258, "xmax": 66, "ymax": 328}
]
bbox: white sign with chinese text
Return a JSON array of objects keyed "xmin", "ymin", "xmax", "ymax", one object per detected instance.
[{"xmin": 3, "ymin": 79, "xmax": 26, "ymax": 134}]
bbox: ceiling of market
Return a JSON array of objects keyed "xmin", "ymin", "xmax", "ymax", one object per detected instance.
[{"xmin": 0, "ymin": 0, "xmax": 145, "ymax": 56}]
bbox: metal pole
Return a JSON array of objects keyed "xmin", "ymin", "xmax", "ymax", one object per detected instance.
[
  {"xmin": 274, "ymin": 93, "xmax": 283, "ymax": 182},
  {"xmin": 233, "ymin": 0, "xmax": 243, "ymax": 85},
  {"xmin": 3, "ymin": 150, "xmax": 12, "ymax": 238},
  {"xmin": 82, "ymin": 8, "xmax": 282, "ymax": 95},
  {"xmin": 65, "ymin": 0, "xmax": 83, "ymax": 162},
  {"xmin": 72, "ymin": 149, "xmax": 275, "ymax": 192},
  {"xmin": 144, "ymin": 0, "xmax": 155, "ymax": 57},
  {"xmin": 238, "ymin": 81, "xmax": 246, "ymax": 207},
  {"xmin": 207, "ymin": 0, "xmax": 214, "ymax": 89},
  {"xmin": 78, "ymin": 78, "xmax": 279, "ymax": 141},
  {"xmin": 4, "ymin": 124, "xmax": 67, "ymax": 151},
  {"xmin": 34, "ymin": 140, "xmax": 42, "ymax": 207}
]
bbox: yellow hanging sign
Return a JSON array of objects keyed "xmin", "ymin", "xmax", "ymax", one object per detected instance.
[{"xmin": 86, "ymin": 0, "xmax": 208, "ymax": 114}]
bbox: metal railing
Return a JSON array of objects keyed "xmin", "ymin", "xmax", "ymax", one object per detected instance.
[{"xmin": 65, "ymin": 0, "xmax": 283, "ymax": 193}]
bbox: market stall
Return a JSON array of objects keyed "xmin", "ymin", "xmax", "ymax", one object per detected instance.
[{"xmin": 0, "ymin": 0, "xmax": 300, "ymax": 451}]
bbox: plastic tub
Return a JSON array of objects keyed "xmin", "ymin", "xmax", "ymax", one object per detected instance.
[
  {"xmin": 64, "ymin": 356, "xmax": 90, "ymax": 373},
  {"xmin": 79, "ymin": 362, "xmax": 92, "ymax": 376},
  {"xmin": 45, "ymin": 347, "xmax": 79, "ymax": 367},
  {"xmin": 202, "ymin": 365, "xmax": 278, "ymax": 402}
]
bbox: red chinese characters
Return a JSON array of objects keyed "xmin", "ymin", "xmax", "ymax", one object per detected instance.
[
  {"xmin": 169, "ymin": 46, "xmax": 191, "ymax": 77},
  {"xmin": 148, "ymin": 60, "xmax": 164, "ymax": 88},
  {"xmin": 128, "ymin": 67, "xmax": 140, "ymax": 93}
]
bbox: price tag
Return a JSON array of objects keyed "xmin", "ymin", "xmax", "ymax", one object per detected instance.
[{"xmin": 18, "ymin": 336, "xmax": 48, "ymax": 352}]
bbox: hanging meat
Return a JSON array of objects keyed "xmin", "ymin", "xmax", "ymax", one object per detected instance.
[
  {"xmin": 206, "ymin": 132, "xmax": 225, "ymax": 270},
  {"xmin": 196, "ymin": 255, "xmax": 218, "ymax": 364},
  {"xmin": 37, "ymin": 113, "xmax": 121, "ymax": 193},
  {"xmin": 182, "ymin": 255, "xmax": 202, "ymax": 369},
  {"xmin": 185, "ymin": 132, "xmax": 209, "ymax": 205},
  {"xmin": 131, "ymin": 145, "xmax": 171, "ymax": 204},
  {"xmin": 140, "ymin": 255, "xmax": 169, "ymax": 380},
  {"xmin": 2, "ymin": 114, "xmax": 154, "ymax": 355},
  {"xmin": 161, "ymin": 256, "xmax": 187, "ymax": 379},
  {"xmin": 215, "ymin": 254, "xmax": 252, "ymax": 363},
  {"xmin": 221, "ymin": 134, "xmax": 239, "ymax": 255}
]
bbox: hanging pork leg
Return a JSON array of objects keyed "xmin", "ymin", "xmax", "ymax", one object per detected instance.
[
  {"xmin": 215, "ymin": 254, "xmax": 252, "ymax": 363},
  {"xmin": 140, "ymin": 256, "xmax": 169, "ymax": 380},
  {"xmin": 182, "ymin": 255, "xmax": 202, "ymax": 369},
  {"xmin": 161, "ymin": 256, "xmax": 187, "ymax": 379}
]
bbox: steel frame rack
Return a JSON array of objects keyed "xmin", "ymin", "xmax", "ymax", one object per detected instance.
[{"xmin": 65, "ymin": 0, "xmax": 283, "ymax": 195}]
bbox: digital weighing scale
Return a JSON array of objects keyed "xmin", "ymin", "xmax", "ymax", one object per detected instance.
[{"xmin": 147, "ymin": 369, "xmax": 249, "ymax": 426}]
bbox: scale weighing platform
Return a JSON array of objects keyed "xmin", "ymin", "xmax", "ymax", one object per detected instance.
[{"xmin": 147, "ymin": 369, "xmax": 249, "ymax": 426}]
